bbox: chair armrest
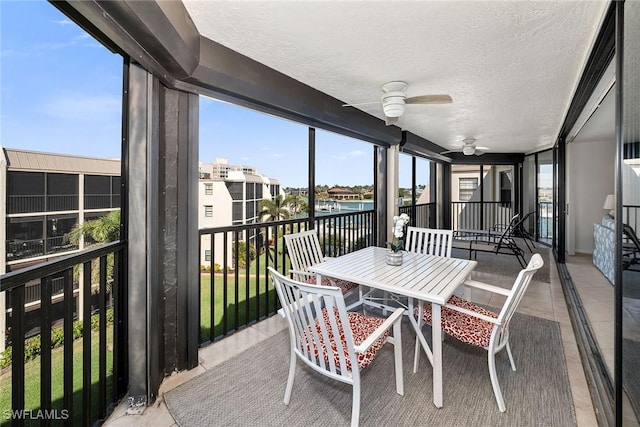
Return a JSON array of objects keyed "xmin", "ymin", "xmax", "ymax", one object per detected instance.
[
  {"xmin": 462, "ymin": 279, "xmax": 511, "ymax": 296},
  {"xmin": 289, "ymin": 269, "xmax": 315, "ymax": 281},
  {"xmin": 443, "ymin": 302, "xmax": 500, "ymax": 324},
  {"xmin": 354, "ymin": 307, "xmax": 405, "ymax": 353}
]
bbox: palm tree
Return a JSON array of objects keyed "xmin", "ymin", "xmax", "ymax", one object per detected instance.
[
  {"xmin": 258, "ymin": 194, "xmax": 291, "ymax": 222},
  {"xmin": 70, "ymin": 210, "xmax": 121, "ymax": 291},
  {"xmin": 286, "ymin": 195, "xmax": 308, "ymax": 217},
  {"xmin": 70, "ymin": 210, "xmax": 121, "ymax": 245}
]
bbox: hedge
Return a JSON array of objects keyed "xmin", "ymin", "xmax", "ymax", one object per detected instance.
[{"xmin": 0, "ymin": 308, "xmax": 114, "ymax": 370}]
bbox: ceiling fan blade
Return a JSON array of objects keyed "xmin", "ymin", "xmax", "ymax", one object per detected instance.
[
  {"xmin": 405, "ymin": 94, "xmax": 453, "ymax": 104},
  {"xmin": 440, "ymin": 150, "xmax": 456, "ymax": 155},
  {"xmin": 385, "ymin": 116, "xmax": 399, "ymax": 126},
  {"xmin": 476, "ymin": 146, "xmax": 490, "ymax": 150},
  {"xmin": 475, "ymin": 150, "xmax": 486, "ymax": 156},
  {"xmin": 342, "ymin": 101, "xmax": 382, "ymax": 107}
]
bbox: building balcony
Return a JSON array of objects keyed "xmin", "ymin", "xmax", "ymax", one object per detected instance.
[{"xmin": 103, "ymin": 248, "xmax": 602, "ymax": 426}]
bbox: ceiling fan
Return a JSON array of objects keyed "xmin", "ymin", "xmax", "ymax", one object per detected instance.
[
  {"xmin": 342, "ymin": 81, "xmax": 452, "ymax": 126},
  {"xmin": 441, "ymin": 138, "xmax": 489, "ymax": 156}
]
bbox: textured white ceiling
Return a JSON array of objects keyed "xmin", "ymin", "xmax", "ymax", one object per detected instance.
[{"xmin": 183, "ymin": 1, "xmax": 609, "ymax": 154}]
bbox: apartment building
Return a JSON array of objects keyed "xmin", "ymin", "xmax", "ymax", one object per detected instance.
[
  {"xmin": 198, "ymin": 158, "xmax": 283, "ymax": 269},
  {"xmin": 0, "ymin": 147, "xmax": 121, "ymax": 351},
  {"xmin": 1, "ymin": 147, "xmax": 121, "ymax": 274}
]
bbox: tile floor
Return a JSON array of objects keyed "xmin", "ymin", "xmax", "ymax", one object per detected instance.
[
  {"xmin": 105, "ymin": 254, "xmax": 600, "ymax": 426},
  {"xmin": 565, "ymin": 253, "xmax": 640, "ymax": 426}
]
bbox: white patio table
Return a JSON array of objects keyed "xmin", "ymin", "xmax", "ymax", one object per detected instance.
[{"xmin": 308, "ymin": 245, "xmax": 477, "ymax": 408}]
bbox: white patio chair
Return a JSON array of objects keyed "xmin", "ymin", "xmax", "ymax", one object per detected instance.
[
  {"xmin": 405, "ymin": 226, "xmax": 454, "ymax": 257},
  {"xmin": 269, "ymin": 267, "xmax": 404, "ymax": 427},
  {"xmin": 284, "ymin": 230, "xmax": 361, "ymax": 307},
  {"xmin": 413, "ymin": 253, "xmax": 544, "ymax": 412},
  {"xmin": 367, "ymin": 227, "xmax": 455, "ymax": 312}
]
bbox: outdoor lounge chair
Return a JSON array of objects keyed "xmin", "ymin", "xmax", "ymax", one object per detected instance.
[
  {"xmin": 269, "ymin": 267, "xmax": 404, "ymax": 427},
  {"xmin": 623, "ymin": 223, "xmax": 640, "ymax": 271},
  {"xmin": 414, "ymin": 253, "xmax": 544, "ymax": 412},
  {"xmin": 453, "ymin": 214, "xmax": 527, "ymax": 268}
]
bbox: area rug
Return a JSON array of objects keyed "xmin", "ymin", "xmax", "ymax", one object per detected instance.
[
  {"xmin": 452, "ymin": 245, "xmax": 551, "ymax": 283},
  {"xmin": 623, "ymin": 270, "xmax": 640, "ymax": 299},
  {"xmin": 623, "ymin": 338, "xmax": 640, "ymax": 419},
  {"xmin": 165, "ymin": 313, "xmax": 575, "ymax": 426}
]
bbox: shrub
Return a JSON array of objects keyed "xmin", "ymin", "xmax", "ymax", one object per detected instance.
[{"xmin": 0, "ymin": 346, "xmax": 12, "ymax": 370}]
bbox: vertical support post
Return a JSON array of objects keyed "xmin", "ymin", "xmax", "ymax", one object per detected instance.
[
  {"xmin": 442, "ymin": 163, "xmax": 452, "ymax": 230},
  {"xmin": 0, "ymin": 149, "xmax": 7, "ymax": 352},
  {"xmin": 126, "ymin": 61, "xmax": 200, "ymax": 407},
  {"xmin": 308, "ymin": 128, "xmax": 316, "ymax": 230},
  {"xmin": 78, "ymin": 174, "xmax": 85, "ymax": 321},
  {"xmin": 126, "ymin": 62, "xmax": 156, "ymax": 407},
  {"xmin": 387, "ymin": 144, "xmax": 400, "ymax": 243},
  {"xmin": 375, "ymin": 146, "xmax": 387, "ymax": 247}
]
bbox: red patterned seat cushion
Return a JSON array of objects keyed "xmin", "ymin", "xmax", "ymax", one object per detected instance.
[
  {"xmin": 301, "ymin": 308, "xmax": 389, "ymax": 370},
  {"xmin": 305, "ymin": 276, "xmax": 359, "ymax": 294},
  {"xmin": 417, "ymin": 295, "xmax": 498, "ymax": 347}
]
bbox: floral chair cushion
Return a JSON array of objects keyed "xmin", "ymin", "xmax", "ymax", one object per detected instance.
[
  {"xmin": 417, "ymin": 295, "xmax": 498, "ymax": 348},
  {"xmin": 302, "ymin": 308, "xmax": 388, "ymax": 370},
  {"xmin": 304, "ymin": 276, "xmax": 359, "ymax": 294}
]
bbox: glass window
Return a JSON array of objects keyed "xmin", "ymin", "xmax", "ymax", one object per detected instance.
[
  {"xmin": 204, "ymin": 183, "xmax": 213, "ymax": 195},
  {"xmin": 226, "ymin": 182, "xmax": 243, "ymax": 200},
  {"xmin": 232, "ymin": 202, "xmax": 243, "ymax": 221},
  {"xmin": 459, "ymin": 178, "xmax": 478, "ymax": 201},
  {"xmin": 205, "ymin": 250, "xmax": 211, "ymax": 262},
  {"xmin": 204, "ymin": 205, "xmax": 213, "ymax": 217}
]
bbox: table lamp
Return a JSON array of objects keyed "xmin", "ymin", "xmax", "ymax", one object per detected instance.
[{"xmin": 603, "ymin": 194, "xmax": 615, "ymax": 217}]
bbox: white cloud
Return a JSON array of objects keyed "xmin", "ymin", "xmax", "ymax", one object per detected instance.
[
  {"xmin": 348, "ymin": 150, "xmax": 365, "ymax": 157},
  {"xmin": 52, "ymin": 19, "xmax": 74, "ymax": 26}
]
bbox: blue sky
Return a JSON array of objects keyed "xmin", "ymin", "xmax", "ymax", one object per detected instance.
[{"xmin": 1, "ymin": 0, "xmax": 426, "ymax": 188}]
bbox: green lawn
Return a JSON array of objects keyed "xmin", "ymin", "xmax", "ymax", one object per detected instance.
[
  {"xmin": 0, "ymin": 328, "xmax": 114, "ymax": 426},
  {"xmin": 200, "ymin": 248, "xmax": 289, "ymax": 341}
]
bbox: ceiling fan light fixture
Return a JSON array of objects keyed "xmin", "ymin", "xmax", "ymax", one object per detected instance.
[
  {"xmin": 462, "ymin": 145, "xmax": 476, "ymax": 156},
  {"xmin": 382, "ymin": 94, "xmax": 406, "ymax": 117}
]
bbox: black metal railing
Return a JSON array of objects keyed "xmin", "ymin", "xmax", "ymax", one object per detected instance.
[
  {"xmin": 7, "ymin": 195, "xmax": 79, "ymax": 214},
  {"xmin": 6, "ymin": 236, "xmax": 79, "ymax": 262},
  {"xmin": 7, "ymin": 196, "xmax": 45, "ymax": 214},
  {"xmin": 623, "ymin": 205, "xmax": 640, "ymax": 232},
  {"xmin": 0, "ymin": 241, "xmax": 127, "ymax": 426},
  {"xmin": 399, "ymin": 202, "xmax": 436, "ymax": 228},
  {"xmin": 198, "ymin": 210, "xmax": 376, "ymax": 344},
  {"xmin": 84, "ymin": 194, "xmax": 120, "ymax": 210},
  {"xmin": 538, "ymin": 201, "xmax": 553, "ymax": 240},
  {"xmin": 450, "ymin": 201, "xmax": 513, "ymax": 230}
]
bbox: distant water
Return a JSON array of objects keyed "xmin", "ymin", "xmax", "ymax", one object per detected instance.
[{"xmin": 315, "ymin": 200, "xmax": 374, "ymax": 215}]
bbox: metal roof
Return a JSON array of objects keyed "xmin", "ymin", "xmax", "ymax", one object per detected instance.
[{"xmin": 3, "ymin": 148, "xmax": 120, "ymax": 175}]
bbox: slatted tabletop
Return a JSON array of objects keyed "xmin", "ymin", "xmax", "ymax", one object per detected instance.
[{"xmin": 309, "ymin": 246, "xmax": 477, "ymax": 305}]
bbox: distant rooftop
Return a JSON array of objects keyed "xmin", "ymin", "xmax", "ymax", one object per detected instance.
[{"xmin": 2, "ymin": 147, "xmax": 121, "ymax": 175}]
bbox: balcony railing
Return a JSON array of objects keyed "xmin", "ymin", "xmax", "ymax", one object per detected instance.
[
  {"xmin": 450, "ymin": 201, "xmax": 513, "ymax": 230},
  {"xmin": 7, "ymin": 195, "xmax": 80, "ymax": 214},
  {"xmin": 6, "ymin": 236, "xmax": 79, "ymax": 263},
  {"xmin": 0, "ymin": 241, "xmax": 127, "ymax": 426},
  {"xmin": 399, "ymin": 202, "xmax": 436, "ymax": 228},
  {"xmin": 84, "ymin": 194, "xmax": 120, "ymax": 210},
  {"xmin": 538, "ymin": 201, "xmax": 553, "ymax": 240},
  {"xmin": 198, "ymin": 209, "xmax": 376, "ymax": 344}
]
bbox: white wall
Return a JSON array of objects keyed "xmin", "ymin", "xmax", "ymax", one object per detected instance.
[{"xmin": 567, "ymin": 139, "xmax": 615, "ymax": 254}]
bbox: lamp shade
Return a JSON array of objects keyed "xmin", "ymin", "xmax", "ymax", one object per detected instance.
[{"xmin": 603, "ymin": 194, "xmax": 615, "ymax": 210}]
